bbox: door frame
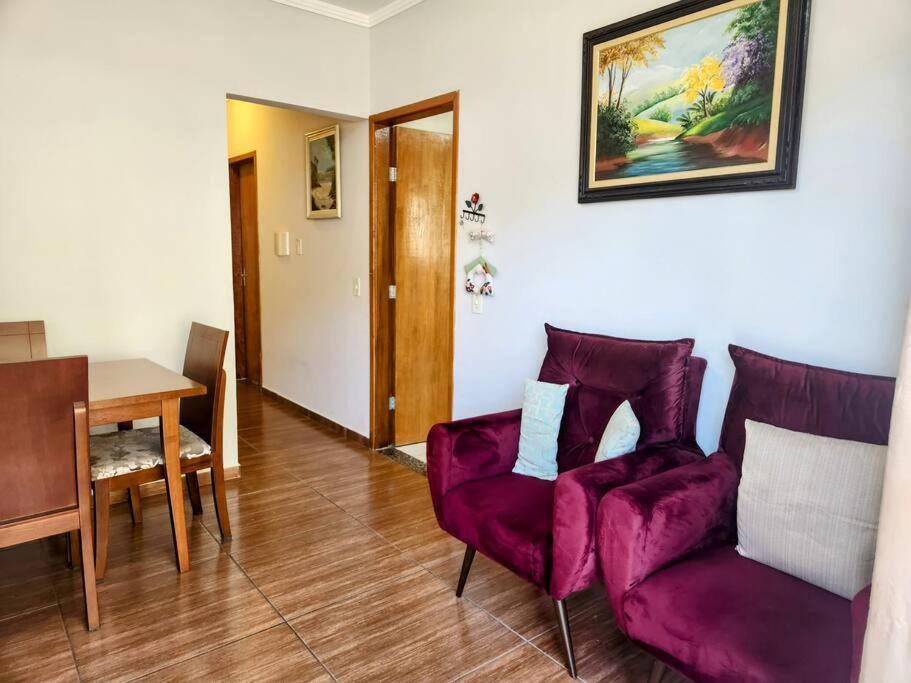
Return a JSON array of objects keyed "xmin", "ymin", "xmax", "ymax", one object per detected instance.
[
  {"xmin": 368, "ymin": 91, "xmax": 459, "ymax": 449},
  {"xmin": 228, "ymin": 151, "xmax": 263, "ymax": 385}
]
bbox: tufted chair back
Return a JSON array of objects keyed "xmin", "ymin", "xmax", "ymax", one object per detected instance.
[
  {"xmin": 537, "ymin": 324, "xmax": 702, "ymax": 472},
  {"xmin": 719, "ymin": 345, "xmax": 895, "ymax": 467}
]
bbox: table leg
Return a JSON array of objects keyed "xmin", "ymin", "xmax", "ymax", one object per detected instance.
[{"xmin": 160, "ymin": 397, "xmax": 190, "ymax": 572}]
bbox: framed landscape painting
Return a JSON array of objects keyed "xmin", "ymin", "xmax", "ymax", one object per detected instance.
[
  {"xmin": 306, "ymin": 125, "xmax": 341, "ymax": 218},
  {"xmin": 579, "ymin": 0, "xmax": 811, "ymax": 202}
]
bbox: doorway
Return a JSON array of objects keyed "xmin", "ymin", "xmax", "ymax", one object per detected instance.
[
  {"xmin": 369, "ymin": 92, "xmax": 459, "ymax": 450},
  {"xmin": 228, "ymin": 152, "xmax": 262, "ymax": 385}
]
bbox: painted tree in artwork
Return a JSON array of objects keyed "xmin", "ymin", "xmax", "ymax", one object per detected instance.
[
  {"xmin": 682, "ymin": 57, "xmax": 726, "ymax": 118},
  {"xmin": 599, "ymin": 34, "xmax": 666, "ymax": 109}
]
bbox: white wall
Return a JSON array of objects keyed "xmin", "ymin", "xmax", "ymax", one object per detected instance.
[
  {"xmin": 0, "ymin": 0, "xmax": 369, "ymax": 467},
  {"xmin": 370, "ymin": 0, "xmax": 911, "ymax": 451},
  {"xmin": 227, "ymin": 100, "xmax": 370, "ymax": 435}
]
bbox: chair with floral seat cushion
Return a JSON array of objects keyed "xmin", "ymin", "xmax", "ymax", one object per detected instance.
[
  {"xmin": 597, "ymin": 344, "xmax": 895, "ymax": 683},
  {"xmin": 427, "ymin": 323, "xmax": 707, "ymax": 677},
  {"xmin": 90, "ymin": 426, "xmax": 211, "ymax": 479},
  {"xmin": 90, "ymin": 322, "xmax": 230, "ymax": 580}
]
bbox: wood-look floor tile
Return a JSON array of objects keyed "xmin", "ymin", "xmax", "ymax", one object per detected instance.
[
  {"xmin": 313, "ymin": 469, "xmax": 431, "ymax": 519},
  {"xmin": 0, "ymin": 606, "xmax": 78, "ymax": 683},
  {"xmin": 457, "ymin": 644, "xmax": 568, "ymax": 681},
  {"xmin": 201, "ymin": 484, "xmax": 351, "ymax": 553},
  {"xmin": 531, "ymin": 600, "xmax": 652, "ymax": 683},
  {"xmin": 290, "ymin": 570, "xmax": 522, "ymax": 682},
  {"xmin": 60, "ymin": 554, "xmax": 281, "ymax": 682},
  {"xmin": 0, "ymin": 543, "xmax": 59, "ymax": 620},
  {"xmin": 53, "ymin": 500, "xmax": 222, "ymax": 600},
  {"xmin": 136, "ymin": 625, "xmax": 331, "ymax": 682},
  {"xmin": 241, "ymin": 423, "xmax": 346, "ymax": 453},
  {"xmin": 232, "ymin": 515, "xmax": 422, "ymax": 620},
  {"xmin": 275, "ymin": 445, "xmax": 388, "ymax": 484},
  {"xmin": 428, "ymin": 550, "xmax": 601, "ymax": 640},
  {"xmin": 368, "ymin": 508, "xmax": 465, "ymax": 567}
]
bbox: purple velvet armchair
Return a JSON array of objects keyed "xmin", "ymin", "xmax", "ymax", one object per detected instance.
[
  {"xmin": 597, "ymin": 345, "xmax": 895, "ymax": 683},
  {"xmin": 427, "ymin": 324, "xmax": 707, "ymax": 677}
]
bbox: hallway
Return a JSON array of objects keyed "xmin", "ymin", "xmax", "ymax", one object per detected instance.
[{"xmin": 0, "ymin": 383, "xmax": 675, "ymax": 681}]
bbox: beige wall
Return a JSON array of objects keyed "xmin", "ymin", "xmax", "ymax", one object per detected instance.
[
  {"xmin": 226, "ymin": 100, "xmax": 369, "ymax": 435},
  {"xmin": 0, "ymin": 0, "xmax": 369, "ymax": 467}
]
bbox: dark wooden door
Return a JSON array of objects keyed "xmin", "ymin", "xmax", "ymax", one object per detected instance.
[{"xmin": 228, "ymin": 154, "xmax": 262, "ymax": 384}]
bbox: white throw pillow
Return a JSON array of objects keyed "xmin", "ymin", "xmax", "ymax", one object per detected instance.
[
  {"xmin": 594, "ymin": 400, "xmax": 640, "ymax": 462},
  {"xmin": 512, "ymin": 379, "xmax": 569, "ymax": 481},
  {"xmin": 736, "ymin": 420, "xmax": 887, "ymax": 599}
]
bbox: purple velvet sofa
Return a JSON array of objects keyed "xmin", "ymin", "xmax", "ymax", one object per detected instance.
[
  {"xmin": 427, "ymin": 324, "xmax": 707, "ymax": 677},
  {"xmin": 597, "ymin": 345, "xmax": 895, "ymax": 683}
]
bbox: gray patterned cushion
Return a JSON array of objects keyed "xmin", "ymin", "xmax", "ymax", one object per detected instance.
[{"xmin": 90, "ymin": 425, "xmax": 211, "ymax": 480}]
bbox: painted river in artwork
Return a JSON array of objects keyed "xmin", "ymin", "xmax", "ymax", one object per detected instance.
[{"xmin": 601, "ymin": 138, "xmax": 757, "ymax": 180}]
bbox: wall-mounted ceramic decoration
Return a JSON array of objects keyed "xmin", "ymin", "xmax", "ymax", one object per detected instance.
[
  {"xmin": 306, "ymin": 124, "xmax": 341, "ymax": 218},
  {"xmin": 579, "ymin": 0, "xmax": 811, "ymax": 202}
]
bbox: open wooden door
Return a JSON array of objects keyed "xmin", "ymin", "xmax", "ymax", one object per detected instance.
[
  {"xmin": 370, "ymin": 93, "xmax": 458, "ymax": 449},
  {"xmin": 228, "ymin": 152, "xmax": 262, "ymax": 384},
  {"xmin": 393, "ymin": 127, "xmax": 453, "ymax": 445}
]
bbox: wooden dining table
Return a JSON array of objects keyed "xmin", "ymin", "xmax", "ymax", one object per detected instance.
[{"xmin": 88, "ymin": 359, "xmax": 205, "ymax": 573}]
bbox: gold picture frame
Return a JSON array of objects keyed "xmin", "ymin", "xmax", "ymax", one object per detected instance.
[{"xmin": 305, "ymin": 125, "xmax": 341, "ymax": 219}]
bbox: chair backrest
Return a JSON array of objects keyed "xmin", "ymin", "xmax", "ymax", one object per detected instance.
[
  {"xmin": 180, "ymin": 322, "xmax": 229, "ymax": 450},
  {"xmin": 0, "ymin": 320, "xmax": 47, "ymax": 361},
  {"xmin": 0, "ymin": 356, "xmax": 88, "ymax": 525},
  {"xmin": 537, "ymin": 323, "xmax": 698, "ymax": 472},
  {"xmin": 719, "ymin": 344, "xmax": 896, "ymax": 466}
]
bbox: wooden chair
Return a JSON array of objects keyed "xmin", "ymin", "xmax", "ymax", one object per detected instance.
[
  {"xmin": 89, "ymin": 323, "xmax": 230, "ymax": 579},
  {"xmin": 0, "ymin": 320, "xmax": 47, "ymax": 361},
  {"xmin": 0, "ymin": 357, "xmax": 99, "ymax": 630}
]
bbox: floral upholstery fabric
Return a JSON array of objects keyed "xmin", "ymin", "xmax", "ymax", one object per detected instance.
[{"xmin": 90, "ymin": 425, "xmax": 211, "ymax": 480}]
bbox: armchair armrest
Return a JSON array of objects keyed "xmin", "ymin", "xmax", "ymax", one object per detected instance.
[
  {"xmin": 550, "ymin": 444, "xmax": 703, "ymax": 600},
  {"xmin": 426, "ymin": 409, "xmax": 522, "ymax": 520},
  {"xmin": 597, "ymin": 452, "xmax": 739, "ymax": 631}
]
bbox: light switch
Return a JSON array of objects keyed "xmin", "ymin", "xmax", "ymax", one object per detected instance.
[
  {"xmin": 296, "ymin": 238, "xmax": 304, "ymax": 255},
  {"xmin": 274, "ymin": 231, "xmax": 290, "ymax": 256},
  {"xmin": 353, "ymin": 277, "xmax": 361, "ymax": 297},
  {"xmin": 472, "ymin": 296, "xmax": 483, "ymax": 314}
]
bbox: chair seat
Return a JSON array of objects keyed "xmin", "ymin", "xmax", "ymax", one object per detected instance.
[
  {"xmin": 442, "ymin": 473, "xmax": 555, "ymax": 588},
  {"xmin": 624, "ymin": 546, "xmax": 852, "ymax": 683},
  {"xmin": 90, "ymin": 425, "xmax": 211, "ymax": 480}
]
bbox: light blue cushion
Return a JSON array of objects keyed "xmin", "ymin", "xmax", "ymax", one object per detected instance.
[
  {"xmin": 512, "ymin": 379, "xmax": 569, "ymax": 481},
  {"xmin": 594, "ymin": 400, "xmax": 640, "ymax": 462}
]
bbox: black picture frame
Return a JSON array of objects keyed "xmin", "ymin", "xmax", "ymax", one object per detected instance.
[{"xmin": 579, "ymin": 0, "xmax": 812, "ymax": 203}]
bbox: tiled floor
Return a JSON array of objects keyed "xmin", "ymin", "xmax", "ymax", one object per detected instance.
[{"xmin": 0, "ymin": 382, "xmax": 678, "ymax": 682}]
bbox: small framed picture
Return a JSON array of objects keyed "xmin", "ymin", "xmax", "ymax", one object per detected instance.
[
  {"xmin": 305, "ymin": 125, "xmax": 341, "ymax": 219},
  {"xmin": 580, "ymin": 0, "xmax": 811, "ymax": 202}
]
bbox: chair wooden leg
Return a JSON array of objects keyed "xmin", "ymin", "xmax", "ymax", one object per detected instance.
[
  {"xmin": 67, "ymin": 530, "xmax": 82, "ymax": 568},
  {"xmin": 93, "ymin": 479, "xmax": 111, "ymax": 581},
  {"xmin": 127, "ymin": 485, "xmax": 143, "ymax": 524},
  {"xmin": 455, "ymin": 546, "xmax": 476, "ymax": 597},
  {"xmin": 553, "ymin": 599, "xmax": 578, "ymax": 678},
  {"xmin": 186, "ymin": 472, "xmax": 203, "ymax": 516},
  {"xmin": 79, "ymin": 523, "xmax": 99, "ymax": 630},
  {"xmin": 210, "ymin": 462, "xmax": 232, "ymax": 541},
  {"xmin": 648, "ymin": 659, "xmax": 667, "ymax": 683}
]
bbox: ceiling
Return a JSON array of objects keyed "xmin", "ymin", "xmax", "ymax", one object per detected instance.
[{"xmin": 270, "ymin": 0, "xmax": 427, "ymax": 27}]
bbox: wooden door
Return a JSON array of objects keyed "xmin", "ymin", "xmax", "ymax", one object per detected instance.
[
  {"xmin": 393, "ymin": 127, "xmax": 453, "ymax": 445},
  {"xmin": 228, "ymin": 154, "xmax": 262, "ymax": 384}
]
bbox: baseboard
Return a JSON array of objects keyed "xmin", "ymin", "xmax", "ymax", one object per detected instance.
[
  {"xmin": 259, "ymin": 385, "xmax": 371, "ymax": 448},
  {"xmin": 109, "ymin": 466, "xmax": 241, "ymax": 504}
]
